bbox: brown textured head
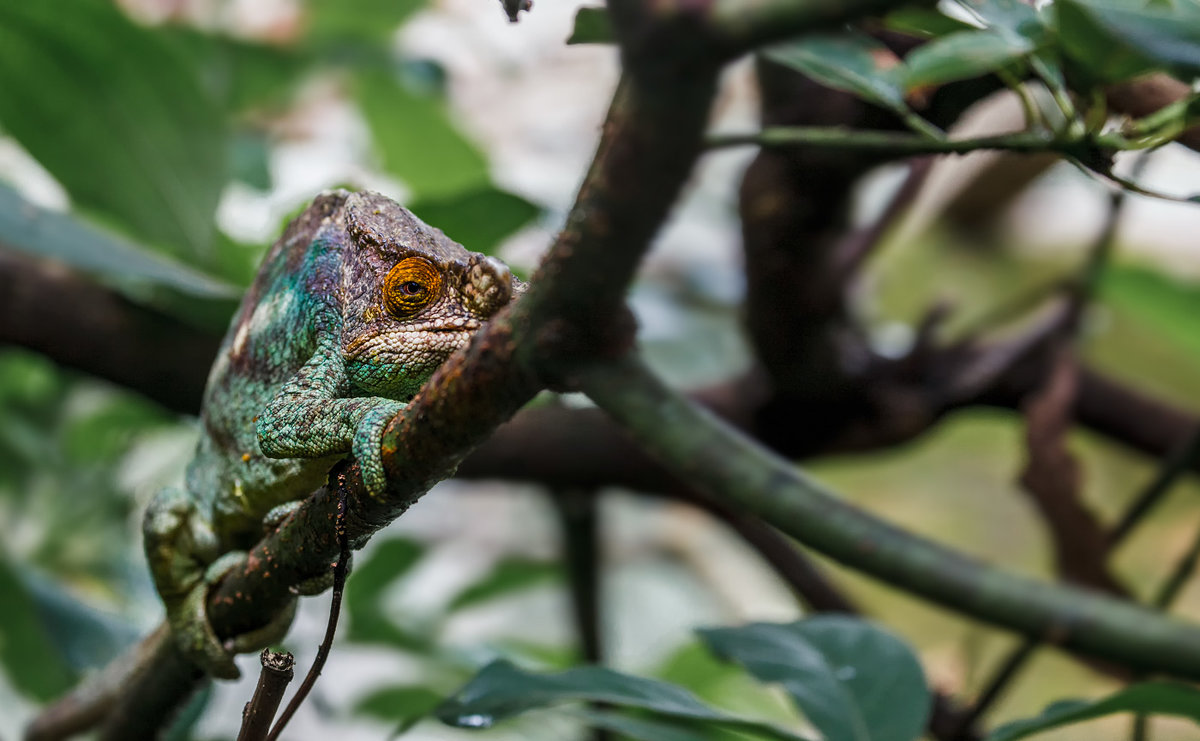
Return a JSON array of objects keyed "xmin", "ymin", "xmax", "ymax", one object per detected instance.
[{"xmin": 339, "ymin": 191, "xmax": 521, "ymax": 399}]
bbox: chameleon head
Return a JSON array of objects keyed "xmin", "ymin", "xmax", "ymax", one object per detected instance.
[{"xmin": 338, "ymin": 191, "xmax": 522, "ymax": 399}]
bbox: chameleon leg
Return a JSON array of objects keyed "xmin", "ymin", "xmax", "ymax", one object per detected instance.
[
  {"xmin": 351, "ymin": 401, "xmax": 406, "ymax": 498},
  {"xmin": 144, "ymin": 489, "xmax": 296, "ymax": 679},
  {"xmin": 263, "ymin": 501, "xmax": 354, "ymax": 595}
]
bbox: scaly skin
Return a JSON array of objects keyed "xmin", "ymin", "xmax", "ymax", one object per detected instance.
[{"xmin": 143, "ymin": 190, "xmax": 520, "ymax": 678}]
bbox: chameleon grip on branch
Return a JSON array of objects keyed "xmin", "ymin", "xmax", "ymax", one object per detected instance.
[{"xmin": 142, "ymin": 190, "xmax": 521, "ymax": 679}]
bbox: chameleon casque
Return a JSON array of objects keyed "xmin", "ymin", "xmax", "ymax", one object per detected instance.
[{"xmin": 144, "ymin": 190, "xmax": 520, "ymax": 679}]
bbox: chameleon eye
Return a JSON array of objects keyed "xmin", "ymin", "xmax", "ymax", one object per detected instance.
[{"xmin": 384, "ymin": 257, "xmax": 443, "ymax": 319}]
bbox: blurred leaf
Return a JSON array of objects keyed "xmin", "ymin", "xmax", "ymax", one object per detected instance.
[
  {"xmin": 764, "ymin": 34, "xmax": 908, "ymax": 115},
  {"xmin": 953, "ymin": 0, "xmax": 1048, "ymax": 44},
  {"xmin": 345, "ymin": 537, "xmax": 433, "ymax": 649},
  {"xmin": 884, "ymin": 8, "xmax": 974, "ymax": 38},
  {"xmin": 355, "ymin": 684, "xmax": 444, "ymax": 734},
  {"xmin": 1101, "ymin": 264, "xmax": 1200, "ymax": 366},
  {"xmin": 355, "ymin": 67, "xmax": 490, "ymax": 199},
  {"xmin": 230, "ymin": 130, "xmax": 273, "ymax": 191},
  {"xmin": 903, "ymin": 30, "xmax": 1033, "ymax": 90},
  {"xmin": 22, "ymin": 571, "xmax": 139, "ymax": 671},
  {"xmin": 169, "ymin": 30, "xmax": 312, "ymax": 113},
  {"xmin": 578, "ymin": 710, "xmax": 719, "ymax": 741},
  {"xmin": 63, "ymin": 394, "xmax": 168, "ymax": 464},
  {"xmin": 0, "ymin": 185, "xmax": 238, "ymax": 299},
  {"xmin": 987, "ymin": 682, "xmax": 1200, "ymax": 741},
  {"xmin": 568, "ymin": 6, "xmax": 614, "ymax": 45},
  {"xmin": 0, "ymin": 0, "xmax": 227, "ymax": 259},
  {"xmin": 0, "ymin": 557, "xmax": 76, "ymax": 700},
  {"xmin": 436, "ymin": 660, "xmax": 810, "ymax": 740},
  {"xmin": 164, "ymin": 683, "xmax": 214, "ymax": 741},
  {"xmin": 411, "ymin": 187, "xmax": 539, "ymax": 256},
  {"xmin": 447, "ymin": 558, "xmax": 562, "ymax": 612},
  {"xmin": 305, "ymin": 0, "xmax": 429, "ymax": 41},
  {"xmin": 1055, "ymin": 0, "xmax": 1200, "ymax": 83},
  {"xmin": 699, "ymin": 617, "xmax": 930, "ymax": 741}
]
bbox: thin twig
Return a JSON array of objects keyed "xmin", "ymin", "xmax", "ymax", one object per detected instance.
[
  {"xmin": 237, "ymin": 650, "xmax": 295, "ymax": 741},
  {"xmin": 1109, "ymin": 428, "xmax": 1200, "ymax": 549},
  {"xmin": 950, "ymin": 639, "xmax": 1039, "ymax": 740},
  {"xmin": 265, "ymin": 474, "xmax": 353, "ymax": 741}
]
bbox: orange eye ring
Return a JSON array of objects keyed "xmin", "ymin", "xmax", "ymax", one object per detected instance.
[{"xmin": 384, "ymin": 257, "xmax": 443, "ymax": 319}]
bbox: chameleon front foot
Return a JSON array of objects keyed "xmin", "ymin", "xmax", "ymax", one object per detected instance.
[{"xmin": 169, "ymin": 552, "xmax": 297, "ymax": 680}]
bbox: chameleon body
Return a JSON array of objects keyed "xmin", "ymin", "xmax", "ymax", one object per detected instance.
[{"xmin": 143, "ymin": 190, "xmax": 519, "ymax": 678}]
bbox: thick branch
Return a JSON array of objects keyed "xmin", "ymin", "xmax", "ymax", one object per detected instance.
[
  {"xmin": 581, "ymin": 354, "xmax": 1200, "ymax": 679},
  {"xmin": 0, "ymin": 248, "xmax": 217, "ymax": 414}
]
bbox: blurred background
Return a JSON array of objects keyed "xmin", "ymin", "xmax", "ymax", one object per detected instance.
[{"xmin": 3, "ymin": 0, "xmax": 1200, "ymax": 739}]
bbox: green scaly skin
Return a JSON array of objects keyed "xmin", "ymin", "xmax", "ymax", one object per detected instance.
[{"xmin": 143, "ymin": 190, "xmax": 520, "ymax": 679}]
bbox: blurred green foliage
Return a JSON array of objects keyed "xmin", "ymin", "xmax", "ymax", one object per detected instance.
[{"xmin": 2, "ymin": 0, "xmax": 1200, "ymax": 739}]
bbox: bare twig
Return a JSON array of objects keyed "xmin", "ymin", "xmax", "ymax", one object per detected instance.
[
  {"xmin": 237, "ymin": 650, "xmax": 295, "ymax": 741},
  {"xmin": 265, "ymin": 469, "xmax": 353, "ymax": 741},
  {"xmin": 1109, "ymin": 428, "xmax": 1200, "ymax": 549}
]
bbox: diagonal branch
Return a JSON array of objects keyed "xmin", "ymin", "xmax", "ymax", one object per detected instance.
[{"xmin": 580, "ymin": 353, "xmax": 1200, "ymax": 679}]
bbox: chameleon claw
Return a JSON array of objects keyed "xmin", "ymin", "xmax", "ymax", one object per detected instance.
[
  {"xmin": 170, "ymin": 552, "xmax": 247, "ymax": 680},
  {"xmin": 352, "ymin": 402, "xmax": 406, "ymax": 499},
  {"xmin": 168, "ymin": 552, "xmax": 298, "ymax": 680}
]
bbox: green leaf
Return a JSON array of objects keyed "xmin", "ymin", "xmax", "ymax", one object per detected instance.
[
  {"xmin": 21, "ymin": 571, "xmax": 139, "ymax": 671},
  {"xmin": 0, "ymin": 557, "xmax": 76, "ymax": 700},
  {"xmin": 345, "ymin": 537, "xmax": 432, "ymax": 649},
  {"xmin": 1101, "ymin": 263, "xmax": 1200, "ymax": 366},
  {"xmin": 436, "ymin": 660, "xmax": 812, "ymax": 740},
  {"xmin": 411, "ymin": 187, "xmax": 539, "ymax": 256},
  {"xmin": 568, "ymin": 6, "xmax": 614, "ymax": 45},
  {"xmin": 355, "ymin": 684, "xmax": 444, "ymax": 734},
  {"xmin": 764, "ymin": 34, "xmax": 908, "ymax": 115},
  {"xmin": 230, "ymin": 129, "xmax": 273, "ymax": 191},
  {"xmin": 0, "ymin": 0, "xmax": 227, "ymax": 260},
  {"xmin": 0, "ymin": 183, "xmax": 240, "ymax": 301},
  {"xmin": 903, "ymin": 30, "xmax": 1033, "ymax": 90},
  {"xmin": 355, "ymin": 67, "xmax": 490, "ymax": 199},
  {"xmin": 987, "ymin": 682, "xmax": 1200, "ymax": 741},
  {"xmin": 953, "ymin": 0, "xmax": 1047, "ymax": 44},
  {"xmin": 305, "ymin": 0, "xmax": 429, "ymax": 41},
  {"xmin": 1056, "ymin": 0, "xmax": 1200, "ymax": 83},
  {"xmin": 577, "ymin": 709, "xmax": 719, "ymax": 741},
  {"xmin": 447, "ymin": 558, "xmax": 561, "ymax": 612},
  {"xmin": 699, "ymin": 617, "xmax": 930, "ymax": 741},
  {"xmin": 884, "ymin": 8, "xmax": 974, "ymax": 39}
]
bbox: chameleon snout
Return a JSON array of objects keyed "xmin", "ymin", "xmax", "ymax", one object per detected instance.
[{"xmin": 464, "ymin": 255, "xmax": 517, "ymax": 317}]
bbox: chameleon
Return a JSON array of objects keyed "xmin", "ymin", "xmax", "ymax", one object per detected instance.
[{"xmin": 143, "ymin": 189, "xmax": 521, "ymax": 679}]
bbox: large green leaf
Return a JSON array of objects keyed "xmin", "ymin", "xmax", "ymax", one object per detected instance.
[
  {"xmin": 699, "ymin": 617, "xmax": 930, "ymax": 741},
  {"xmin": 355, "ymin": 67, "xmax": 490, "ymax": 200},
  {"xmin": 987, "ymin": 682, "xmax": 1200, "ymax": 741},
  {"xmin": 305, "ymin": 0, "xmax": 429, "ymax": 41},
  {"xmin": 903, "ymin": 30, "xmax": 1033, "ymax": 91},
  {"xmin": 884, "ymin": 8, "xmax": 974, "ymax": 39},
  {"xmin": 344, "ymin": 537, "xmax": 432, "ymax": 649},
  {"xmin": 0, "ymin": 557, "xmax": 76, "ymax": 700},
  {"xmin": 578, "ymin": 710, "xmax": 722, "ymax": 741},
  {"xmin": 354, "ymin": 684, "xmax": 444, "ymax": 735},
  {"xmin": 446, "ymin": 557, "xmax": 561, "ymax": 612},
  {"xmin": 0, "ymin": 1, "xmax": 227, "ymax": 260},
  {"xmin": 1101, "ymin": 263, "xmax": 1200, "ymax": 366},
  {"xmin": 567, "ymin": 6, "xmax": 614, "ymax": 45},
  {"xmin": 0, "ymin": 184, "xmax": 240, "ymax": 301},
  {"xmin": 953, "ymin": 0, "xmax": 1047, "ymax": 44},
  {"xmin": 1056, "ymin": 0, "xmax": 1200, "ymax": 82},
  {"xmin": 764, "ymin": 34, "xmax": 908, "ymax": 115},
  {"xmin": 436, "ymin": 660, "xmax": 813, "ymax": 740},
  {"xmin": 411, "ymin": 187, "xmax": 539, "ymax": 256}
]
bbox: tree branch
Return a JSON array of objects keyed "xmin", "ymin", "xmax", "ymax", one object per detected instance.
[{"xmin": 581, "ymin": 353, "xmax": 1200, "ymax": 679}]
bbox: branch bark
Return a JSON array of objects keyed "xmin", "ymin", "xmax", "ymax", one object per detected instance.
[{"xmin": 581, "ymin": 353, "xmax": 1200, "ymax": 679}]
